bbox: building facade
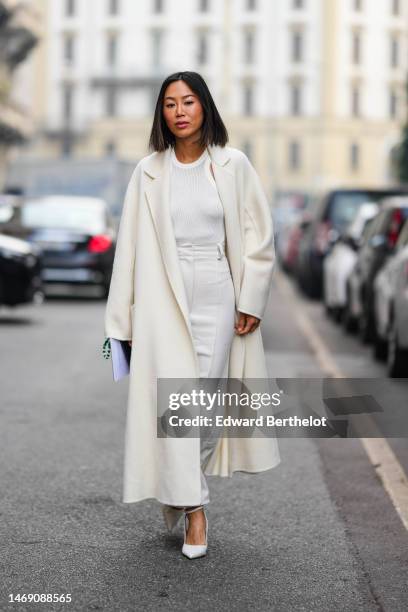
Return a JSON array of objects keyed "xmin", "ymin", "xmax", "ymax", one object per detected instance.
[
  {"xmin": 24, "ymin": 0, "xmax": 408, "ymax": 199},
  {"xmin": 0, "ymin": 0, "xmax": 42, "ymax": 187}
]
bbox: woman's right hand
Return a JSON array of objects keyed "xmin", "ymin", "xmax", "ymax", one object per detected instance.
[{"xmin": 128, "ymin": 341, "xmax": 132, "ymax": 347}]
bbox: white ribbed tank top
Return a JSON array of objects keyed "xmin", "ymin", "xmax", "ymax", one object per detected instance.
[{"xmin": 169, "ymin": 146, "xmax": 225, "ymax": 244}]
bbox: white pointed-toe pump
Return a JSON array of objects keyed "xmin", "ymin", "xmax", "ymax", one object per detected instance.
[
  {"xmin": 162, "ymin": 505, "xmax": 184, "ymax": 533},
  {"xmin": 182, "ymin": 506, "xmax": 208, "ymax": 560}
]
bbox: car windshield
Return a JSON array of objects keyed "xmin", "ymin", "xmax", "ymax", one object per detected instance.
[
  {"xmin": 21, "ymin": 201, "xmax": 106, "ymax": 233},
  {"xmin": 330, "ymin": 191, "xmax": 408, "ymax": 231}
]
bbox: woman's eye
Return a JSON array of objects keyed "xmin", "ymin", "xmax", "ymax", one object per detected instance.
[{"xmin": 165, "ymin": 100, "xmax": 194, "ymax": 108}]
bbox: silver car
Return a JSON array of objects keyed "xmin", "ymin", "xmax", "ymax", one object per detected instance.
[
  {"xmin": 323, "ymin": 203, "xmax": 379, "ymax": 320},
  {"xmin": 373, "ymin": 218, "xmax": 408, "ymax": 376}
]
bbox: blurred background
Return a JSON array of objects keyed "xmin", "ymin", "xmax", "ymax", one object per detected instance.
[
  {"xmin": 1, "ymin": 0, "xmax": 408, "ymax": 373},
  {"xmin": 3, "ymin": 0, "xmax": 408, "ymax": 199},
  {"xmin": 2, "ymin": 3, "xmax": 408, "ymax": 608}
]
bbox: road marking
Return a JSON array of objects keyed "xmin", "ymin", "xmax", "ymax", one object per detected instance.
[{"xmin": 275, "ymin": 268, "xmax": 408, "ymax": 531}]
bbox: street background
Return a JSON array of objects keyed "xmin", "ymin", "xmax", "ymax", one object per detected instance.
[
  {"xmin": 1, "ymin": 0, "xmax": 408, "ymax": 610},
  {"xmin": 1, "ymin": 272, "xmax": 408, "ymax": 611}
]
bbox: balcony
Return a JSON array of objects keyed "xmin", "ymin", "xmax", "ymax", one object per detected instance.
[
  {"xmin": 90, "ymin": 67, "xmax": 169, "ymax": 90},
  {"xmin": 0, "ymin": 100, "xmax": 33, "ymax": 143},
  {"xmin": 0, "ymin": 1, "xmax": 21, "ymax": 25},
  {"xmin": 0, "ymin": 0, "xmax": 42, "ymax": 67}
]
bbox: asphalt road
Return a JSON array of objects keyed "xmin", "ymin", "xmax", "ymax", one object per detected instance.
[{"xmin": 1, "ymin": 270, "xmax": 407, "ymax": 612}]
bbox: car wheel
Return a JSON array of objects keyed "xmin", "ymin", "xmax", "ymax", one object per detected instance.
[
  {"xmin": 358, "ymin": 302, "xmax": 374, "ymax": 344},
  {"xmin": 372, "ymin": 329, "xmax": 388, "ymax": 362},
  {"xmin": 333, "ymin": 306, "xmax": 343, "ymax": 324},
  {"xmin": 387, "ymin": 317, "xmax": 408, "ymax": 377},
  {"xmin": 324, "ymin": 302, "xmax": 334, "ymax": 318},
  {"xmin": 342, "ymin": 301, "xmax": 356, "ymax": 333},
  {"xmin": 101, "ymin": 279, "xmax": 110, "ymax": 300}
]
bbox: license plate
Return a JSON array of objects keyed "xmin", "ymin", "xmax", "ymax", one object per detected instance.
[
  {"xmin": 42, "ymin": 268, "xmax": 93, "ymax": 281},
  {"xmin": 37, "ymin": 241, "xmax": 75, "ymax": 252}
]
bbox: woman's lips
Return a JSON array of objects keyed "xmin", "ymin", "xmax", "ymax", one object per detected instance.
[{"xmin": 175, "ymin": 122, "xmax": 189, "ymax": 128}]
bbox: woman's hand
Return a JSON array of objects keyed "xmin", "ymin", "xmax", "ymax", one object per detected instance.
[
  {"xmin": 128, "ymin": 340, "xmax": 132, "ymax": 347},
  {"xmin": 235, "ymin": 311, "xmax": 260, "ymax": 335}
]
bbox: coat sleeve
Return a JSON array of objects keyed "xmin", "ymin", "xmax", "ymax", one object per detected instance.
[
  {"xmin": 237, "ymin": 154, "xmax": 275, "ymax": 321},
  {"xmin": 104, "ymin": 163, "xmax": 141, "ymax": 340}
]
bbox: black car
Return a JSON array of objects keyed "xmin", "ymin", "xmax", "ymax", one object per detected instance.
[
  {"xmin": 20, "ymin": 196, "xmax": 117, "ymax": 297},
  {"xmin": 348, "ymin": 197, "xmax": 408, "ymax": 343},
  {"xmin": 296, "ymin": 187, "xmax": 408, "ymax": 298},
  {"xmin": 0, "ymin": 233, "xmax": 44, "ymax": 307}
]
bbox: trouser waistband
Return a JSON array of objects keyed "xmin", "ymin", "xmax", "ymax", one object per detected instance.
[{"xmin": 176, "ymin": 240, "xmax": 226, "ymax": 260}]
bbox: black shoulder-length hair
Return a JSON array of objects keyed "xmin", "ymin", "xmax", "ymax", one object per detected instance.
[{"xmin": 148, "ymin": 71, "xmax": 229, "ymax": 152}]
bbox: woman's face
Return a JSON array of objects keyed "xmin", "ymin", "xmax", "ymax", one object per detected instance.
[{"xmin": 162, "ymin": 80, "xmax": 204, "ymax": 142}]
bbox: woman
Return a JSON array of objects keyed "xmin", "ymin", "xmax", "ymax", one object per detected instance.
[{"xmin": 104, "ymin": 71, "xmax": 280, "ymax": 559}]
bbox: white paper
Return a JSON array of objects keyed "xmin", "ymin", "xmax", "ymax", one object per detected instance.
[{"xmin": 110, "ymin": 338, "xmax": 131, "ymax": 382}]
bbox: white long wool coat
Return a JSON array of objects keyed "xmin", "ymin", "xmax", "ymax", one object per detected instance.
[{"xmin": 104, "ymin": 144, "xmax": 281, "ymax": 505}]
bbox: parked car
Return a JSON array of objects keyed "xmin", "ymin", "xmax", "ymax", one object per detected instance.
[
  {"xmin": 323, "ymin": 203, "xmax": 379, "ymax": 320},
  {"xmin": 275, "ymin": 206, "xmax": 303, "ymax": 264},
  {"xmin": 0, "ymin": 233, "xmax": 44, "ymax": 307},
  {"xmin": 372, "ymin": 218, "xmax": 408, "ymax": 374},
  {"xmin": 345, "ymin": 197, "xmax": 408, "ymax": 343},
  {"xmin": 296, "ymin": 187, "xmax": 408, "ymax": 298},
  {"xmin": 277, "ymin": 210, "xmax": 312, "ymax": 274},
  {"xmin": 20, "ymin": 196, "xmax": 117, "ymax": 297}
]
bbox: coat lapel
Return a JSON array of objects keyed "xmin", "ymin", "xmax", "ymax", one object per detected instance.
[
  {"xmin": 206, "ymin": 145, "xmax": 242, "ymax": 304},
  {"xmin": 143, "ymin": 144, "xmax": 244, "ymax": 377},
  {"xmin": 143, "ymin": 148, "xmax": 195, "ymax": 347}
]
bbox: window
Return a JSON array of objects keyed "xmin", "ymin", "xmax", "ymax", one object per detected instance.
[
  {"xmin": 151, "ymin": 29, "xmax": 163, "ymax": 66},
  {"xmin": 350, "ymin": 142, "xmax": 360, "ymax": 171},
  {"xmin": 293, "ymin": 0, "xmax": 304, "ymax": 8},
  {"xmin": 351, "ymin": 30, "xmax": 361, "ymax": 64},
  {"xmin": 244, "ymin": 30, "xmax": 255, "ymax": 63},
  {"xmin": 153, "ymin": 0, "xmax": 164, "ymax": 13},
  {"xmin": 197, "ymin": 31, "xmax": 208, "ymax": 65},
  {"xmin": 107, "ymin": 34, "xmax": 118, "ymax": 66},
  {"xmin": 63, "ymin": 35, "xmax": 74, "ymax": 64},
  {"xmin": 105, "ymin": 140, "xmax": 116, "ymax": 156},
  {"xmin": 242, "ymin": 140, "xmax": 252, "ymax": 161},
  {"xmin": 62, "ymin": 83, "xmax": 73, "ymax": 121},
  {"xmin": 353, "ymin": 0, "xmax": 362, "ymax": 10},
  {"xmin": 290, "ymin": 82, "xmax": 302, "ymax": 115},
  {"xmin": 243, "ymin": 83, "xmax": 254, "ymax": 116},
  {"xmin": 390, "ymin": 35, "xmax": 399, "ymax": 68},
  {"xmin": 392, "ymin": 0, "xmax": 400, "ymax": 16},
  {"xmin": 199, "ymin": 0, "xmax": 210, "ymax": 11},
  {"xmin": 291, "ymin": 30, "xmax": 303, "ymax": 62},
  {"xmin": 351, "ymin": 84, "xmax": 361, "ymax": 117},
  {"xmin": 246, "ymin": 0, "xmax": 256, "ymax": 11},
  {"xmin": 65, "ymin": 0, "xmax": 75, "ymax": 17},
  {"xmin": 108, "ymin": 0, "xmax": 119, "ymax": 15},
  {"xmin": 106, "ymin": 87, "xmax": 117, "ymax": 116},
  {"xmin": 289, "ymin": 140, "xmax": 301, "ymax": 171},
  {"xmin": 389, "ymin": 89, "xmax": 398, "ymax": 118}
]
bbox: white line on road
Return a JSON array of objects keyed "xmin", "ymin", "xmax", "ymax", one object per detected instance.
[{"xmin": 275, "ymin": 268, "xmax": 408, "ymax": 531}]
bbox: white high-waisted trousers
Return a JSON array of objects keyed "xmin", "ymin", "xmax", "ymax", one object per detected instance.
[{"xmin": 176, "ymin": 239, "xmax": 236, "ymax": 505}]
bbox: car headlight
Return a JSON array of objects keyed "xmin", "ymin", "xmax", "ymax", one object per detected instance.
[
  {"xmin": 0, "ymin": 249, "xmax": 17, "ymax": 259},
  {"xmin": 25, "ymin": 254, "xmax": 37, "ymax": 268}
]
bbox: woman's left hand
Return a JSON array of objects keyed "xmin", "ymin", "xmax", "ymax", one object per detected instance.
[{"xmin": 235, "ymin": 311, "xmax": 260, "ymax": 335}]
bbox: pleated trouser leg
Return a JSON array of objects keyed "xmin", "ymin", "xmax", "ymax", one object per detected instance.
[{"xmin": 177, "ymin": 240, "xmax": 236, "ymax": 505}]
